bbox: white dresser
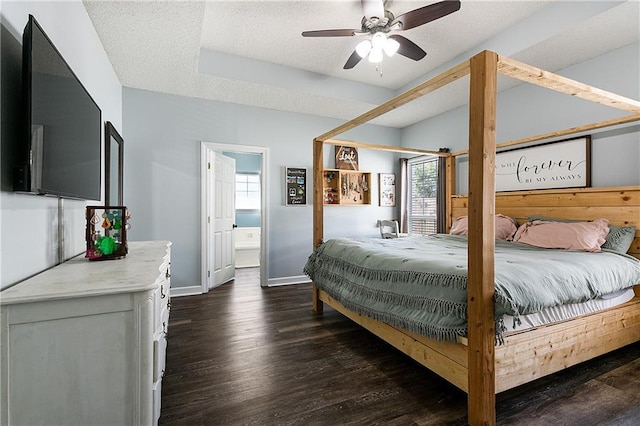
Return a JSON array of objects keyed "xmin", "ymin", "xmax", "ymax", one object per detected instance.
[{"xmin": 0, "ymin": 241, "xmax": 171, "ymax": 426}]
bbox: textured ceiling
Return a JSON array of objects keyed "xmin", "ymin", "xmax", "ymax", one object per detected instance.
[{"xmin": 83, "ymin": 0, "xmax": 639, "ymax": 128}]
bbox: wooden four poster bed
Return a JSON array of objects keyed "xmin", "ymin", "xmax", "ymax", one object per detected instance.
[{"xmin": 308, "ymin": 51, "xmax": 640, "ymax": 425}]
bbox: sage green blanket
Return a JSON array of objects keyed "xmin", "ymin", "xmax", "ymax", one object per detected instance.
[{"xmin": 303, "ymin": 234, "xmax": 640, "ymax": 343}]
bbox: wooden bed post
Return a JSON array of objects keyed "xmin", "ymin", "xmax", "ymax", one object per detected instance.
[
  {"xmin": 312, "ymin": 138, "xmax": 324, "ymax": 313},
  {"xmin": 445, "ymin": 155, "xmax": 455, "ymax": 232},
  {"xmin": 467, "ymin": 50, "xmax": 498, "ymax": 425}
]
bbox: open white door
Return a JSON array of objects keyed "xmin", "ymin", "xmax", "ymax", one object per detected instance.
[
  {"xmin": 207, "ymin": 151, "xmax": 236, "ymax": 289},
  {"xmin": 202, "ymin": 142, "xmax": 269, "ymax": 290}
]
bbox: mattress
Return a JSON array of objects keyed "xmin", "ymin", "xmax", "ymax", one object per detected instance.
[
  {"xmin": 504, "ymin": 287, "xmax": 636, "ymax": 333},
  {"xmin": 305, "ymin": 235, "xmax": 640, "ymax": 342}
]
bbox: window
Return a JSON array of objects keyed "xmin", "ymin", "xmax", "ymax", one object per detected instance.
[
  {"xmin": 235, "ymin": 173, "xmax": 261, "ymax": 210},
  {"xmin": 407, "ymin": 156, "xmax": 438, "ymax": 235}
]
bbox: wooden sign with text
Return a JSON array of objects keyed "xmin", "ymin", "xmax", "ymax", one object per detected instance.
[{"xmin": 335, "ymin": 146, "xmax": 359, "ymax": 170}]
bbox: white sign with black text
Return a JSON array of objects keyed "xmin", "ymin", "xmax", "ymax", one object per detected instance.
[{"xmin": 495, "ymin": 137, "xmax": 590, "ymax": 192}]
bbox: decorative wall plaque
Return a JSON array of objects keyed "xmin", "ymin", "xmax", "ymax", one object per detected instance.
[
  {"xmin": 495, "ymin": 136, "xmax": 590, "ymax": 191},
  {"xmin": 335, "ymin": 146, "xmax": 359, "ymax": 170}
]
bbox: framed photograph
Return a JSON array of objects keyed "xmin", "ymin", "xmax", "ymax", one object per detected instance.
[
  {"xmin": 495, "ymin": 136, "xmax": 591, "ymax": 192},
  {"xmin": 379, "ymin": 173, "xmax": 396, "ymax": 207},
  {"xmin": 285, "ymin": 166, "xmax": 307, "ymax": 205},
  {"xmin": 335, "ymin": 146, "xmax": 359, "ymax": 170}
]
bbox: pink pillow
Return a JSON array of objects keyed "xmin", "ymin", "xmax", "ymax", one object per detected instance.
[
  {"xmin": 450, "ymin": 214, "xmax": 518, "ymax": 241},
  {"xmin": 495, "ymin": 215, "xmax": 518, "ymax": 241},
  {"xmin": 449, "ymin": 216, "xmax": 468, "ymax": 235},
  {"xmin": 512, "ymin": 218, "xmax": 610, "ymax": 252}
]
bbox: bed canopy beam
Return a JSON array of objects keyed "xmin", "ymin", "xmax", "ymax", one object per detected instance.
[
  {"xmin": 323, "ymin": 138, "xmax": 450, "ymax": 157},
  {"xmin": 315, "ymin": 60, "xmax": 470, "ymax": 142},
  {"xmin": 450, "ymin": 113, "xmax": 640, "ymax": 157},
  {"xmin": 497, "ymin": 56, "xmax": 640, "ymax": 113}
]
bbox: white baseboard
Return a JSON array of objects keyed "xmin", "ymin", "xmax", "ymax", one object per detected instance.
[
  {"xmin": 170, "ymin": 276, "xmax": 311, "ymax": 295},
  {"xmin": 267, "ymin": 275, "xmax": 311, "ymax": 287},
  {"xmin": 170, "ymin": 285, "xmax": 202, "ymax": 297}
]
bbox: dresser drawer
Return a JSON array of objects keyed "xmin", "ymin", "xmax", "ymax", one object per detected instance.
[
  {"xmin": 153, "ymin": 335, "xmax": 167, "ymax": 383},
  {"xmin": 161, "ymin": 306, "xmax": 169, "ymax": 336},
  {"xmin": 153, "ymin": 277, "xmax": 170, "ymax": 333},
  {"xmin": 153, "ymin": 379, "xmax": 162, "ymax": 424}
]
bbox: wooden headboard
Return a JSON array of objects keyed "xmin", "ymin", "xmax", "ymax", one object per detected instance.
[{"xmin": 450, "ymin": 186, "xmax": 640, "ymax": 258}]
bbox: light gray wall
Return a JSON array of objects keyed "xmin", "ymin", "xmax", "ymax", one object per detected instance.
[
  {"xmin": 0, "ymin": 2, "xmax": 122, "ymax": 290},
  {"xmin": 123, "ymin": 88, "xmax": 401, "ymax": 287},
  {"xmin": 401, "ymin": 44, "xmax": 640, "ymax": 193}
]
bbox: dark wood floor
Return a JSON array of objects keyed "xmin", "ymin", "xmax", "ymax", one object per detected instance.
[{"xmin": 160, "ymin": 268, "xmax": 640, "ymax": 425}]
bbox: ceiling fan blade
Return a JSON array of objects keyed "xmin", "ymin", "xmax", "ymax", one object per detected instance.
[
  {"xmin": 302, "ymin": 29, "xmax": 359, "ymax": 37},
  {"xmin": 361, "ymin": 0, "xmax": 385, "ymax": 19},
  {"xmin": 391, "ymin": 0, "xmax": 461, "ymax": 31},
  {"xmin": 343, "ymin": 50, "xmax": 363, "ymax": 69},
  {"xmin": 389, "ymin": 35, "xmax": 427, "ymax": 61}
]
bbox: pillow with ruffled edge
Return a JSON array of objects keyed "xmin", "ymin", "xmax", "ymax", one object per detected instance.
[
  {"xmin": 450, "ymin": 214, "xmax": 518, "ymax": 241},
  {"xmin": 514, "ymin": 218, "xmax": 610, "ymax": 252},
  {"xmin": 528, "ymin": 215, "xmax": 636, "ymax": 255}
]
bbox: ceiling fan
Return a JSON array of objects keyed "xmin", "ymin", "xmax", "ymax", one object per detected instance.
[{"xmin": 302, "ymin": 0, "xmax": 461, "ymax": 70}]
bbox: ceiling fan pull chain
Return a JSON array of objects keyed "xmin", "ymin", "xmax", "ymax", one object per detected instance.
[{"xmin": 376, "ymin": 61, "xmax": 383, "ymax": 77}]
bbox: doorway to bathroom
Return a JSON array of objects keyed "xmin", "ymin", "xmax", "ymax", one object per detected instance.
[{"xmin": 201, "ymin": 142, "xmax": 269, "ymax": 291}]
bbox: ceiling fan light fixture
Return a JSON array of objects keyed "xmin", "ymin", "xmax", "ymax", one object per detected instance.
[
  {"xmin": 371, "ymin": 32, "xmax": 387, "ymax": 49},
  {"xmin": 302, "ymin": 0, "xmax": 461, "ymax": 72},
  {"xmin": 368, "ymin": 47, "xmax": 383, "ymax": 64},
  {"xmin": 355, "ymin": 39, "xmax": 372, "ymax": 58},
  {"xmin": 383, "ymin": 37, "xmax": 400, "ymax": 57}
]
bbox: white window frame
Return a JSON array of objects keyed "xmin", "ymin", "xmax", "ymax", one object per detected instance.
[{"xmin": 235, "ymin": 172, "xmax": 261, "ymax": 211}]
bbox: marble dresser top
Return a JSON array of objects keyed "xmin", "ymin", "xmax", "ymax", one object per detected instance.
[{"xmin": 0, "ymin": 241, "xmax": 171, "ymax": 305}]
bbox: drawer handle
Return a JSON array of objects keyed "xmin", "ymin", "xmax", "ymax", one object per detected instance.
[
  {"xmin": 160, "ymin": 286, "xmax": 167, "ymax": 299},
  {"xmin": 165, "ymin": 269, "xmax": 171, "ymax": 279}
]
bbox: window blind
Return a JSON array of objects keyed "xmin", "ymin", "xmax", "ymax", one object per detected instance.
[{"xmin": 407, "ymin": 156, "xmax": 438, "ymax": 235}]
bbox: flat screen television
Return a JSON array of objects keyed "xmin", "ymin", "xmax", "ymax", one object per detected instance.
[{"xmin": 14, "ymin": 15, "xmax": 102, "ymax": 201}]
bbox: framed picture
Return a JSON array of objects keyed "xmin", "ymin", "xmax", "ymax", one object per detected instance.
[
  {"xmin": 285, "ymin": 166, "xmax": 307, "ymax": 205},
  {"xmin": 335, "ymin": 146, "xmax": 359, "ymax": 170},
  {"xmin": 379, "ymin": 173, "xmax": 396, "ymax": 206},
  {"xmin": 495, "ymin": 136, "xmax": 591, "ymax": 192},
  {"xmin": 105, "ymin": 121, "xmax": 124, "ymax": 206}
]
